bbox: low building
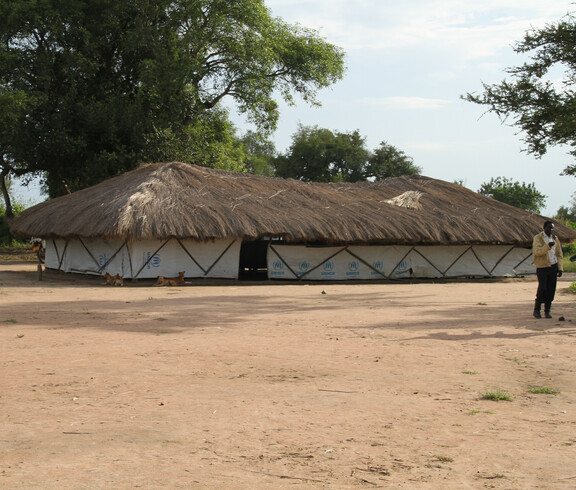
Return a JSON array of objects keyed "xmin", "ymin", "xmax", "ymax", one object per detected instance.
[{"xmin": 10, "ymin": 162, "xmax": 576, "ymax": 280}]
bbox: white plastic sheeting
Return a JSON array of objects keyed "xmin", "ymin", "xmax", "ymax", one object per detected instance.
[
  {"xmin": 45, "ymin": 238, "xmax": 241, "ymax": 279},
  {"xmin": 267, "ymin": 244, "xmax": 534, "ymax": 280},
  {"xmin": 44, "ymin": 238, "xmax": 535, "ymax": 281}
]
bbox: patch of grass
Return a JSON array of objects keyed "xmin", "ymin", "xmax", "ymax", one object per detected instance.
[
  {"xmin": 506, "ymin": 356, "xmax": 523, "ymax": 362},
  {"xmin": 0, "ymin": 242, "xmax": 31, "ymax": 252},
  {"xmin": 476, "ymin": 472, "xmax": 507, "ymax": 480},
  {"xmin": 476, "ymin": 301, "xmax": 487, "ymax": 305},
  {"xmin": 480, "ymin": 389, "xmax": 513, "ymax": 401},
  {"xmin": 528, "ymin": 386, "xmax": 560, "ymax": 395},
  {"xmin": 465, "ymin": 409, "xmax": 494, "ymax": 416},
  {"xmin": 3, "ymin": 318, "xmax": 18, "ymax": 324},
  {"xmin": 15, "ymin": 334, "xmax": 24, "ymax": 338},
  {"xmin": 563, "ymin": 258, "xmax": 576, "ymax": 273},
  {"xmin": 154, "ymin": 317, "xmax": 167, "ymax": 321},
  {"xmin": 466, "ymin": 410, "xmax": 481, "ymax": 416},
  {"xmin": 568, "ymin": 281, "xmax": 576, "ymax": 293},
  {"xmin": 434, "ymin": 455, "xmax": 454, "ymax": 463},
  {"xmin": 462, "ymin": 370, "xmax": 479, "ymax": 375}
]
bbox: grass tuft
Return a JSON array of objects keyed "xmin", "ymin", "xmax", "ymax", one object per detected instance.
[
  {"xmin": 528, "ymin": 386, "xmax": 560, "ymax": 395},
  {"xmin": 466, "ymin": 409, "xmax": 494, "ymax": 415},
  {"xmin": 480, "ymin": 389, "xmax": 513, "ymax": 401},
  {"xmin": 434, "ymin": 455, "xmax": 454, "ymax": 463}
]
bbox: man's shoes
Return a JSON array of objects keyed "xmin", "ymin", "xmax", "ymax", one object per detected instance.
[
  {"xmin": 545, "ymin": 311, "xmax": 552, "ymax": 319},
  {"xmin": 533, "ymin": 310, "xmax": 542, "ymax": 319}
]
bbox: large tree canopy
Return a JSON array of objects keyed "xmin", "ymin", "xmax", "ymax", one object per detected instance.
[
  {"xmin": 0, "ymin": 0, "xmax": 345, "ymax": 205},
  {"xmin": 274, "ymin": 125, "xmax": 420, "ymax": 183},
  {"xmin": 463, "ymin": 12, "xmax": 576, "ymax": 176}
]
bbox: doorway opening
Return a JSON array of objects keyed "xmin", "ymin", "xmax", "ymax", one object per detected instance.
[{"xmin": 238, "ymin": 240, "xmax": 269, "ymax": 280}]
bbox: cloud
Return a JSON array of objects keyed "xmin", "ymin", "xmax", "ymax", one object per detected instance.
[
  {"xmin": 267, "ymin": 0, "xmax": 571, "ymax": 60},
  {"xmin": 364, "ymin": 97, "xmax": 450, "ymax": 110}
]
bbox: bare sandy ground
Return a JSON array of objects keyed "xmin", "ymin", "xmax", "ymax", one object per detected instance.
[{"xmin": 1, "ymin": 259, "xmax": 576, "ymax": 489}]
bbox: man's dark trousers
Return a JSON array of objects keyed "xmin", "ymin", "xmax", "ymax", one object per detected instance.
[{"xmin": 535, "ymin": 263, "xmax": 558, "ymax": 312}]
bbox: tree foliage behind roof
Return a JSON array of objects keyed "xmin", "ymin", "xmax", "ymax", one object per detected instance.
[
  {"xmin": 10, "ymin": 162, "xmax": 576, "ymax": 246},
  {"xmin": 273, "ymin": 125, "xmax": 421, "ymax": 183},
  {"xmin": 478, "ymin": 177, "xmax": 547, "ymax": 214}
]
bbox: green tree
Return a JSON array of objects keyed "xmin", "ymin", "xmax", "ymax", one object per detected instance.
[
  {"xmin": 478, "ymin": 177, "xmax": 546, "ymax": 213},
  {"xmin": 555, "ymin": 192, "xmax": 576, "ymax": 222},
  {"xmin": 0, "ymin": 0, "xmax": 345, "ymax": 198},
  {"xmin": 239, "ymin": 131, "xmax": 276, "ymax": 176},
  {"xmin": 367, "ymin": 141, "xmax": 421, "ymax": 179},
  {"xmin": 274, "ymin": 126, "xmax": 417, "ymax": 183},
  {"xmin": 463, "ymin": 12, "xmax": 576, "ymax": 176},
  {"xmin": 274, "ymin": 125, "xmax": 371, "ymax": 182},
  {"xmin": 0, "ymin": 190, "xmax": 28, "ymax": 244}
]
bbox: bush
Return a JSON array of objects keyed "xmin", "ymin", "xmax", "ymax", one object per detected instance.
[{"xmin": 0, "ymin": 201, "xmax": 28, "ymax": 246}]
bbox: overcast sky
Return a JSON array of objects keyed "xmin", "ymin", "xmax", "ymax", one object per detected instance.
[
  {"xmin": 256, "ymin": 0, "xmax": 575, "ymax": 216},
  {"xmin": 13, "ymin": 1, "xmax": 576, "ymax": 216}
]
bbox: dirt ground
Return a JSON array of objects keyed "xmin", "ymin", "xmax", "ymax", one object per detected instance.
[{"xmin": 1, "ymin": 256, "xmax": 576, "ymax": 489}]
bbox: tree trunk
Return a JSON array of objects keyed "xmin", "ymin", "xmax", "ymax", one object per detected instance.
[{"xmin": 0, "ymin": 159, "xmax": 14, "ymax": 222}]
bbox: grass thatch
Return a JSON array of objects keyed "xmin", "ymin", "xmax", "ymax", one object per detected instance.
[{"xmin": 9, "ymin": 162, "xmax": 576, "ymax": 246}]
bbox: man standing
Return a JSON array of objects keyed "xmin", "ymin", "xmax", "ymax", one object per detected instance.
[{"xmin": 532, "ymin": 221, "xmax": 563, "ymax": 318}]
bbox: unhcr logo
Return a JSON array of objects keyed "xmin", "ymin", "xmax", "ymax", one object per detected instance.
[
  {"xmin": 322, "ymin": 260, "xmax": 335, "ymax": 276},
  {"xmin": 270, "ymin": 260, "xmax": 285, "ymax": 277},
  {"xmin": 347, "ymin": 260, "xmax": 360, "ymax": 276},
  {"xmin": 371, "ymin": 260, "xmax": 384, "ymax": 275},
  {"xmin": 299, "ymin": 261, "xmax": 310, "ymax": 272},
  {"xmin": 143, "ymin": 252, "xmax": 162, "ymax": 269}
]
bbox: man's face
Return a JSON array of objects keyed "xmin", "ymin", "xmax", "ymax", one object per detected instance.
[{"xmin": 544, "ymin": 223, "xmax": 554, "ymax": 236}]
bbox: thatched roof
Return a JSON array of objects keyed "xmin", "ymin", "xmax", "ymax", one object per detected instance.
[{"xmin": 10, "ymin": 161, "xmax": 576, "ymax": 246}]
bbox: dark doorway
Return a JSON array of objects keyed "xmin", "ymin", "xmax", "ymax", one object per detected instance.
[{"xmin": 239, "ymin": 240, "xmax": 269, "ymax": 280}]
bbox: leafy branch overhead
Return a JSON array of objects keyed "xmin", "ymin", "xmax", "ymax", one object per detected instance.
[
  {"xmin": 0, "ymin": 0, "xmax": 345, "ymax": 199},
  {"xmin": 463, "ymin": 11, "xmax": 576, "ymax": 176}
]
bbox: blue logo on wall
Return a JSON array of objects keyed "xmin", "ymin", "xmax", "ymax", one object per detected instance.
[
  {"xmin": 299, "ymin": 261, "xmax": 310, "ymax": 272},
  {"xmin": 99, "ymin": 254, "xmax": 108, "ymax": 267},
  {"xmin": 321, "ymin": 260, "xmax": 335, "ymax": 276},
  {"xmin": 144, "ymin": 252, "xmax": 162, "ymax": 269},
  {"xmin": 373, "ymin": 261, "xmax": 383, "ymax": 271},
  {"xmin": 273, "ymin": 260, "xmax": 284, "ymax": 271},
  {"xmin": 347, "ymin": 260, "xmax": 360, "ymax": 276}
]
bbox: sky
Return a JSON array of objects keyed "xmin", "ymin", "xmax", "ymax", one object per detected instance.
[{"xmin": 12, "ymin": 0, "xmax": 576, "ymax": 216}]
